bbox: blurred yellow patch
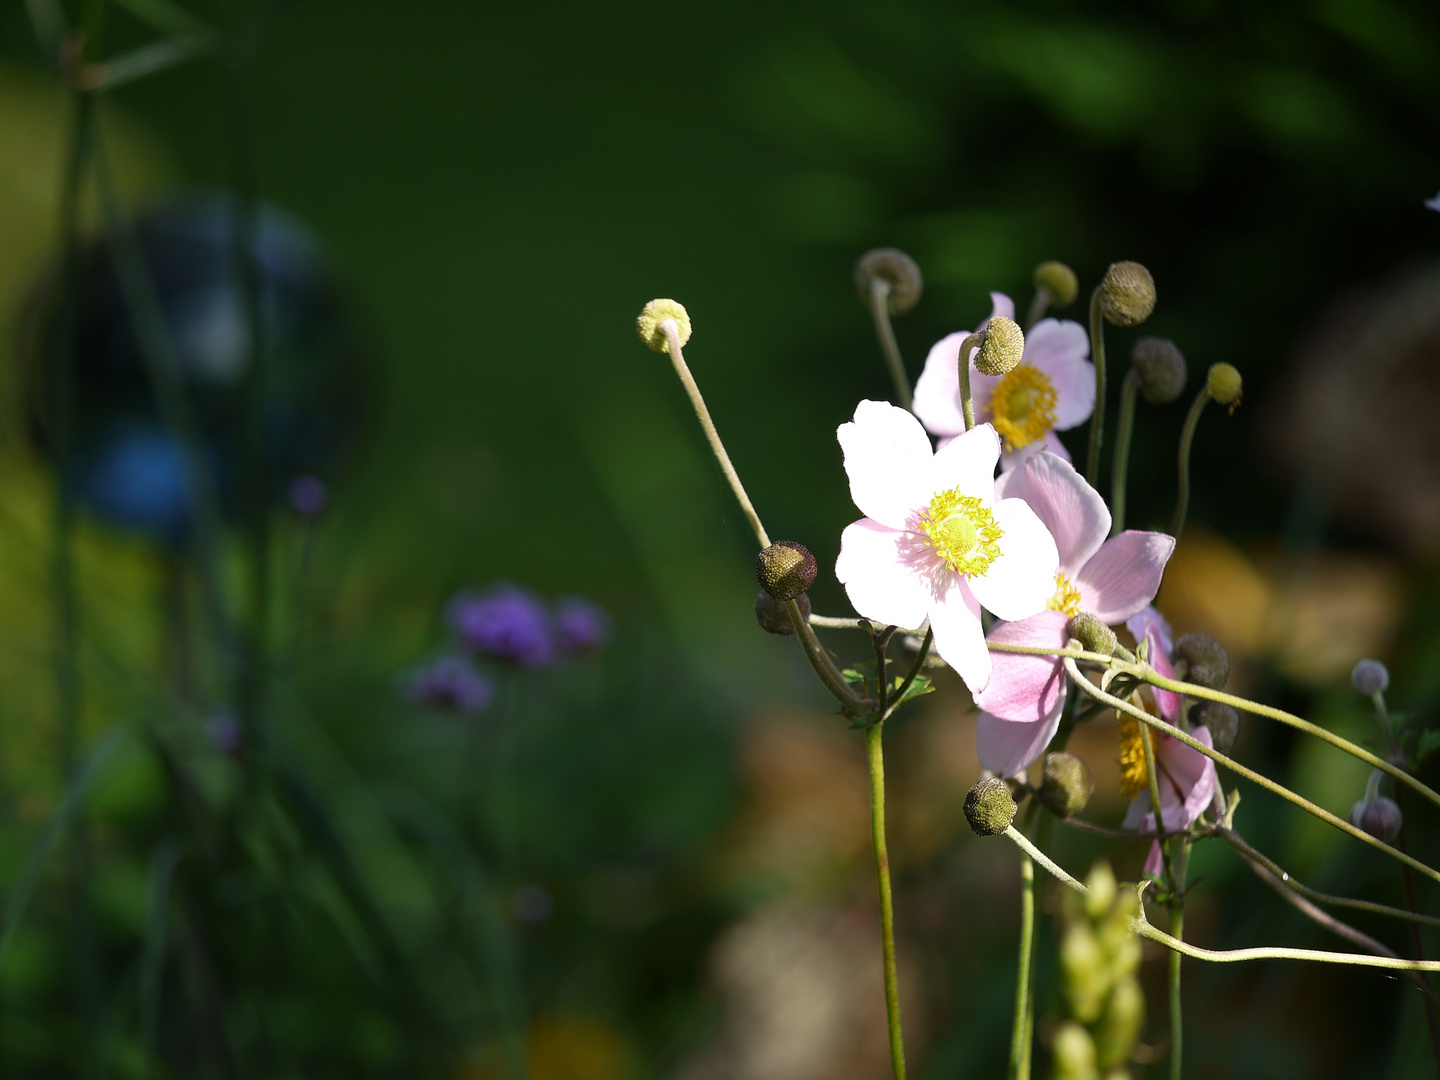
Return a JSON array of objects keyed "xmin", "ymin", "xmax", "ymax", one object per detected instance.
[{"xmin": 527, "ymin": 1015, "xmax": 630, "ymax": 1080}]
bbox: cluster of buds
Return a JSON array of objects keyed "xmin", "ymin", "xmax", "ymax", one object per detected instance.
[{"xmin": 1052, "ymin": 863, "xmax": 1144, "ymax": 1080}]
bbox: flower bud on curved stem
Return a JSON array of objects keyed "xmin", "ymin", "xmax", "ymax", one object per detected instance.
[
  {"xmin": 1040, "ymin": 752, "xmax": 1095, "ymax": 818},
  {"xmin": 965, "ymin": 777, "xmax": 1018, "ymax": 836},
  {"xmin": 1351, "ymin": 770, "xmax": 1403, "ymax": 841},
  {"xmin": 1027, "ymin": 260, "xmax": 1079, "ymax": 327},
  {"xmin": 856, "ymin": 249, "xmax": 922, "ymax": 411},
  {"xmin": 1098, "ymin": 261, "xmax": 1156, "ymax": 327},
  {"xmin": 1191, "ymin": 700, "xmax": 1240, "ymax": 754},
  {"xmin": 1352, "ymin": 658, "xmax": 1390, "ymax": 697},
  {"xmin": 755, "ymin": 591, "xmax": 809, "ymax": 635},
  {"xmin": 1068, "ymin": 613, "xmax": 1118, "ymax": 657},
  {"xmin": 756, "ymin": 540, "xmax": 816, "ymax": 600},
  {"xmin": 1171, "ymin": 633, "xmax": 1229, "ymax": 690},
  {"xmin": 1171, "ymin": 364, "xmax": 1241, "ymax": 539}
]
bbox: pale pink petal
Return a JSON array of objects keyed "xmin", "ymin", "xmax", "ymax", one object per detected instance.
[
  {"xmin": 837, "ymin": 400, "xmax": 935, "ymax": 529},
  {"xmin": 999, "ymin": 429, "xmax": 1070, "ymax": 473},
  {"xmin": 970, "ymin": 365, "xmax": 1000, "ymax": 427},
  {"xmin": 1147, "ymin": 627, "xmax": 1182, "ymax": 722},
  {"xmin": 1142, "ymin": 841, "xmax": 1165, "ymax": 879},
  {"xmin": 1156, "ymin": 725, "xmax": 1216, "ymax": 832},
  {"xmin": 835, "ymin": 518, "xmax": 935, "ymax": 630},
  {"xmin": 975, "ymin": 694, "xmax": 1064, "ymax": 777},
  {"xmin": 1024, "ymin": 319, "xmax": 1094, "ymax": 430},
  {"xmin": 1126, "ymin": 606, "xmax": 1173, "ymax": 656},
  {"xmin": 965, "ymin": 498, "xmax": 1059, "ymax": 621},
  {"xmin": 994, "ymin": 451, "xmax": 1108, "ymax": 576},
  {"xmin": 928, "ymin": 574, "xmax": 990, "ymax": 693},
  {"xmin": 913, "ymin": 333, "xmax": 970, "ymax": 438},
  {"xmin": 973, "ymin": 610, "xmax": 1069, "ymax": 722},
  {"xmin": 928, "ymin": 423, "xmax": 1000, "ymax": 502},
  {"xmin": 1076, "ymin": 531, "xmax": 1175, "ymax": 624},
  {"xmin": 988, "ymin": 292, "xmax": 1016, "ymax": 323}
]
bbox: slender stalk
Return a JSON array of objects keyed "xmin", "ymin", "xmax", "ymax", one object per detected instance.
[
  {"xmin": 1025, "ymin": 287, "xmax": 1052, "ymax": 331},
  {"xmin": 869, "ymin": 278, "xmax": 912, "ymax": 411},
  {"xmin": 957, "ymin": 331, "xmax": 982, "ymax": 431},
  {"xmin": 1009, "ymin": 836, "xmax": 1036, "ymax": 1080},
  {"xmin": 988, "ymin": 641, "xmax": 1119, "ymax": 664},
  {"xmin": 1141, "ymin": 670, "xmax": 1440, "ymax": 815},
  {"xmin": 1002, "ymin": 825, "xmax": 1086, "ymax": 892},
  {"xmin": 866, "ymin": 722, "xmax": 907, "ymax": 1080},
  {"xmin": 1110, "ymin": 369, "xmax": 1141, "ymax": 535},
  {"xmin": 1172, "ymin": 386, "xmax": 1210, "ymax": 537},
  {"xmin": 786, "ymin": 600, "xmax": 872, "ymax": 714},
  {"xmin": 1063, "ymin": 659, "xmax": 1440, "ymax": 886},
  {"xmin": 1167, "ymin": 842, "xmax": 1189, "ymax": 1080},
  {"xmin": 663, "ymin": 322, "xmax": 770, "ymax": 548},
  {"xmin": 883, "ymin": 629, "xmax": 932, "ymax": 722},
  {"xmin": 1085, "ymin": 286, "xmax": 1106, "ymax": 485}
]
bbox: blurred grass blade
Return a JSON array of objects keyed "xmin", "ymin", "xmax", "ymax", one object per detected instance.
[
  {"xmin": 139, "ymin": 837, "xmax": 182, "ymax": 1077},
  {"xmin": 85, "ymin": 33, "xmax": 218, "ymax": 91},
  {"xmin": 0, "ymin": 726, "xmax": 129, "ymax": 958},
  {"xmin": 109, "ymin": 0, "xmax": 212, "ymax": 35}
]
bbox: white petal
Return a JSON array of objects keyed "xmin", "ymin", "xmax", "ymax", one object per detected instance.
[
  {"xmin": 835, "ymin": 518, "xmax": 935, "ymax": 630},
  {"xmin": 975, "ymin": 694, "xmax": 1064, "ymax": 778},
  {"xmin": 987, "ymin": 292, "xmax": 1016, "ymax": 323},
  {"xmin": 965, "ymin": 498, "xmax": 1060, "ymax": 621},
  {"xmin": 995, "ymin": 451, "xmax": 1108, "ymax": 576},
  {"xmin": 1024, "ymin": 319, "xmax": 1095, "ymax": 430},
  {"xmin": 913, "ymin": 333, "xmax": 969, "ymax": 438},
  {"xmin": 928, "ymin": 423, "xmax": 1000, "ymax": 502},
  {"xmin": 837, "ymin": 400, "xmax": 935, "ymax": 530},
  {"xmin": 927, "ymin": 574, "xmax": 990, "ymax": 693}
]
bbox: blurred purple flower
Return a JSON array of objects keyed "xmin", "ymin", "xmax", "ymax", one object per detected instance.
[
  {"xmin": 206, "ymin": 710, "xmax": 242, "ymax": 755},
  {"xmin": 405, "ymin": 654, "xmax": 494, "ymax": 712},
  {"xmin": 554, "ymin": 596, "xmax": 611, "ymax": 654},
  {"xmin": 447, "ymin": 583, "xmax": 556, "ymax": 667},
  {"xmin": 1426, "ymin": 191, "xmax": 1440, "ymax": 212},
  {"xmin": 289, "ymin": 474, "xmax": 329, "ymax": 517}
]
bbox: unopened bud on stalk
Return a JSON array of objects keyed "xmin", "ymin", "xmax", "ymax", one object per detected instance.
[
  {"xmin": 1351, "ymin": 770, "xmax": 1403, "ymax": 841},
  {"xmin": 1351, "ymin": 658, "xmax": 1390, "ymax": 697},
  {"xmin": 964, "ymin": 777, "xmax": 1017, "ymax": 836},
  {"xmin": 1095, "ymin": 978, "xmax": 1145, "ymax": 1070},
  {"xmin": 754, "ymin": 591, "xmax": 810, "ymax": 635},
  {"xmin": 1053, "ymin": 1022, "xmax": 1100, "ymax": 1080},
  {"xmin": 1083, "ymin": 862, "xmax": 1118, "ymax": 922},
  {"xmin": 854, "ymin": 248, "xmax": 923, "ymax": 314},
  {"xmin": 974, "ymin": 315, "xmax": 1025, "ymax": 376},
  {"xmin": 1040, "ymin": 752, "xmax": 1094, "ymax": 818},
  {"xmin": 1098, "ymin": 261, "xmax": 1156, "ymax": 326},
  {"xmin": 1068, "ymin": 613, "xmax": 1118, "ymax": 656},
  {"xmin": 1034, "ymin": 260, "xmax": 1079, "ymax": 307},
  {"xmin": 1171, "ymin": 633, "xmax": 1229, "ymax": 690},
  {"xmin": 756, "ymin": 540, "xmax": 817, "ymax": 600},
  {"xmin": 1206, "ymin": 362, "xmax": 1243, "ymax": 406},
  {"xmin": 1130, "ymin": 337, "xmax": 1187, "ymax": 405},
  {"xmin": 636, "ymin": 299, "xmax": 692, "ymax": 354},
  {"xmin": 1191, "ymin": 700, "xmax": 1240, "ymax": 755}
]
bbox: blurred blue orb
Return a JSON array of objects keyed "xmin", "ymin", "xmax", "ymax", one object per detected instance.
[{"xmin": 19, "ymin": 193, "xmax": 372, "ymax": 543}]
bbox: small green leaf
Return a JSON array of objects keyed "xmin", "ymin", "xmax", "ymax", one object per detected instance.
[{"xmin": 1415, "ymin": 727, "xmax": 1440, "ymax": 765}]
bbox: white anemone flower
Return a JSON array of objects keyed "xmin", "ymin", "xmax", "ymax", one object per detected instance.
[
  {"xmin": 913, "ymin": 292, "xmax": 1094, "ymax": 470},
  {"xmin": 834, "ymin": 400, "xmax": 1059, "ymax": 694}
]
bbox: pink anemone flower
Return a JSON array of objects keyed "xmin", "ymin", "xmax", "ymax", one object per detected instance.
[
  {"xmin": 1123, "ymin": 722, "xmax": 1218, "ymax": 879},
  {"xmin": 834, "ymin": 401, "xmax": 1058, "ymax": 694},
  {"xmin": 972, "ymin": 452, "xmax": 1174, "ymax": 776},
  {"xmin": 913, "ymin": 293, "xmax": 1094, "ymax": 471}
]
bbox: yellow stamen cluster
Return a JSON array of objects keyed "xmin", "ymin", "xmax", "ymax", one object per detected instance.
[
  {"xmin": 918, "ymin": 488, "xmax": 1004, "ymax": 577},
  {"xmin": 1117, "ymin": 713, "xmax": 1149, "ymax": 797},
  {"xmin": 1047, "ymin": 572, "xmax": 1083, "ymax": 617},
  {"xmin": 988, "ymin": 363, "xmax": 1058, "ymax": 450}
]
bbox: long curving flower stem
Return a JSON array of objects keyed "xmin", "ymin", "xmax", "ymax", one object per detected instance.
[
  {"xmin": 662, "ymin": 322, "xmax": 771, "ymax": 548},
  {"xmin": 1172, "ymin": 385, "xmax": 1210, "ymax": 537},
  {"xmin": 1168, "ymin": 843, "xmax": 1190, "ymax": 1080},
  {"xmin": 870, "ymin": 279, "xmax": 913, "ymax": 411},
  {"xmin": 957, "ymin": 332, "xmax": 982, "ymax": 431},
  {"xmin": 1110, "ymin": 368, "xmax": 1141, "ymax": 534},
  {"xmin": 866, "ymin": 722, "xmax": 908, "ymax": 1080},
  {"xmin": 1063, "ymin": 659, "xmax": 1440, "ymax": 885},
  {"xmin": 1085, "ymin": 286, "xmax": 1107, "ymax": 485},
  {"xmin": 1009, "ymin": 833, "xmax": 1036, "ymax": 1080}
]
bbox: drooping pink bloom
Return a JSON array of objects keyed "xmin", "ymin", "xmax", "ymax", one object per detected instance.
[
  {"xmin": 972, "ymin": 452, "xmax": 1174, "ymax": 776},
  {"xmin": 913, "ymin": 293, "xmax": 1094, "ymax": 471},
  {"xmin": 834, "ymin": 401, "xmax": 1059, "ymax": 694},
  {"xmin": 1124, "ymin": 724, "xmax": 1217, "ymax": 878}
]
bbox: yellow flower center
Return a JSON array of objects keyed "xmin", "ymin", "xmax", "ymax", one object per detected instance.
[
  {"xmin": 989, "ymin": 363, "xmax": 1058, "ymax": 450},
  {"xmin": 918, "ymin": 488, "xmax": 1004, "ymax": 577},
  {"xmin": 1046, "ymin": 572, "xmax": 1082, "ymax": 617},
  {"xmin": 1117, "ymin": 713, "xmax": 1149, "ymax": 797}
]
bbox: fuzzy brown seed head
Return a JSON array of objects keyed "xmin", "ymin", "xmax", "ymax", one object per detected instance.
[
  {"xmin": 1034, "ymin": 260, "xmax": 1079, "ymax": 307},
  {"xmin": 854, "ymin": 248, "xmax": 923, "ymax": 315},
  {"xmin": 1068, "ymin": 613, "xmax": 1118, "ymax": 656},
  {"xmin": 756, "ymin": 540, "xmax": 817, "ymax": 601},
  {"xmin": 1171, "ymin": 633, "xmax": 1229, "ymax": 690},
  {"xmin": 1190, "ymin": 700, "xmax": 1240, "ymax": 755},
  {"xmin": 1098, "ymin": 261, "xmax": 1156, "ymax": 327},
  {"xmin": 1207, "ymin": 362, "xmax": 1243, "ymax": 406},
  {"xmin": 1130, "ymin": 337, "xmax": 1187, "ymax": 405},
  {"xmin": 1039, "ymin": 752, "xmax": 1095, "ymax": 818},
  {"xmin": 964, "ymin": 777, "xmax": 1017, "ymax": 836},
  {"xmin": 754, "ymin": 591, "xmax": 810, "ymax": 636},
  {"xmin": 975, "ymin": 316, "xmax": 1025, "ymax": 377}
]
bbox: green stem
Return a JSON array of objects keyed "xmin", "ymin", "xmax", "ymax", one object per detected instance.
[
  {"xmin": 1002, "ymin": 825, "xmax": 1087, "ymax": 892},
  {"xmin": 786, "ymin": 600, "xmax": 872, "ymax": 714},
  {"xmin": 1063, "ymin": 659, "xmax": 1440, "ymax": 886},
  {"xmin": 1009, "ymin": 836, "xmax": 1035, "ymax": 1080},
  {"xmin": 870, "ymin": 279, "xmax": 913, "ymax": 411},
  {"xmin": 1025, "ymin": 287, "xmax": 1052, "ymax": 331},
  {"xmin": 1172, "ymin": 386, "xmax": 1210, "ymax": 537},
  {"xmin": 1111, "ymin": 369, "xmax": 1141, "ymax": 535},
  {"xmin": 866, "ymin": 722, "xmax": 907, "ymax": 1080},
  {"xmin": 663, "ymin": 323, "xmax": 770, "ymax": 548},
  {"xmin": 957, "ymin": 331, "xmax": 982, "ymax": 431},
  {"xmin": 883, "ymin": 629, "xmax": 932, "ymax": 721},
  {"xmin": 1085, "ymin": 286, "xmax": 1106, "ymax": 485},
  {"xmin": 1168, "ymin": 843, "xmax": 1189, "ymax": 1080}
]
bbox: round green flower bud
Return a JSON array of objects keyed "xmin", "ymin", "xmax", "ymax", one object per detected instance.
[
  {"xmin": 754, "ymin": 591, "xmax": 810, "ymax": 636},
  {"xmin": 854, "ymin": 248, "xmax": 923, "ymax": 315},
  {"xmin": 1034, "ymin": 260, "xmax": 1080, "ymax": 307},
  {"xmin": 1095, "ymin": 977, "xmax": 1145, "ymax": 1070},
  {"xmin": 1130, "ymin": 337, "xmax": 1187, "ymax": 405},
  {"xmin": 1206, "ymin": 362, "xmax": 1243, "ymax": 405},
  {"xmin": 1190, "ymin": 700, "xmax": 1240, "ymax": 755},
  {"xmin": 636, "ymin": 299, "xmax": 692, "ymax": 354},
  {"xmin": 1098, "ymin": 261, "xmax": 1156, "ymax": 327},
  {"xmin": 756, "ymin": 540, "xmax": 817, "ymax": 601},
  {"xmin": 1068, "ymin": 613, "xmax": 1118, "ymax": 657},
  {"xmin": 964, "ymin": 777, "xmax": 1017, "ymax": 837},
  {"xmin": 1351, "ymin": 658, "xmax": 1390, "ymax": 697},
  {"xmin": 1052, "ymin": 1021, "xmax": 1099, "ymax": 1080},
  {"xmin": 1351, "ymin": 794, "xmax": 1403, "ymax": 841},
  {"xmin": 1171, "ymin": 633, "xmax": 1229, "ymax": 690},
  {"xmin": 1039, "ymin": 753, "xmax": 1094, "ymax": 819},
  {"xmin": 974, "ymin": 316, "xmax": 1025, "ymax": 377},
  {"xmin": 1083, "ymin": 861, "xmax": 1117, "ymax": 922}
]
